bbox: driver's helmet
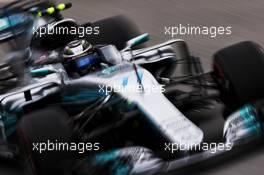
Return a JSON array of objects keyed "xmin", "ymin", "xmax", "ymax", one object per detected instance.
[
  {"xmin": 63, "ymin": 39, "xmax": 93, "ymax": 59},
  {"xmin": 63, "ymin": 39, "xmax": 101, "ymax": 75}
]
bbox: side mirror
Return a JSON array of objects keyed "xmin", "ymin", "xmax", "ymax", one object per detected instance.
[{"xmin": 123, "ymin": 33, "xmax": 149, "ymax": 51}]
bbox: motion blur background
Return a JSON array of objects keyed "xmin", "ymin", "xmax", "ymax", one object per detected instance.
[{"xmin": 1, "ymin": 0, "xmax": 264, "ymax": 174}]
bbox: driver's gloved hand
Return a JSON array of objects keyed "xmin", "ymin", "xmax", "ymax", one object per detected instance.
[{"xmin": 70, "ymin": 147, "xmax": 166, "ymax": 175}]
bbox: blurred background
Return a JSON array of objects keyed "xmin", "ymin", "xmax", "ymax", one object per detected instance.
[{"xmin": 1, "ymin": 0, "xmax": 264, "ymax": 174}]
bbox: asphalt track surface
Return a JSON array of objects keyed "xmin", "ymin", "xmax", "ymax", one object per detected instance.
[{"xmin": 1, "ymin": 0, "xmax": 264, "ymax": 174}]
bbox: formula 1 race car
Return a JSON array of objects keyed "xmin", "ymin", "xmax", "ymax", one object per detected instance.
[{"xmin": 1, "ymin": 1, "xmax": 264, "ymax": 175}]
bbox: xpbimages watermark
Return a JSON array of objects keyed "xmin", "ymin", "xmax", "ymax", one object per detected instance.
[
  {"xmin": 33, "ymin": 24, "xmax": 100, "ymax": 38},
  {"xmin": 165, "ymin": 24, "xmax": 232, "ymax": 38},
  {"xmin": 98, "ymin": 84, "xmax": 166, "ymax": 95},
  {"xmin": 32, "ymin": 140, "xmax": 100, "ymax": 154},
  {"xmin": 164, "ymin": 142, "xmax": 233, "ymax": 154}
]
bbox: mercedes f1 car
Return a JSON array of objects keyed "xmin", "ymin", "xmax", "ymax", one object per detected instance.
[{"xmin": 0, "ymin": 1, "xmax": 264, "ymax": 175}]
